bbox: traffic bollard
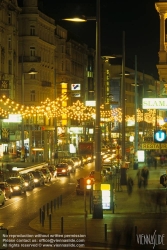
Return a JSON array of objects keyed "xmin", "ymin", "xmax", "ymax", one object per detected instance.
[
  {"xmin": 57, "ymin": 197, "xmax": 59, "ymax": 209},
  {"xmin": 54, "ymin": 199, "xmax": 56, "ymax": 209},
  {"xmin": 104, "ymin": 224, "xmax": 107, "ymax": 241},
  {"xmin": 61, "ymin": 217, "xmax": 63, "ymax": 234},
  {"xmin": 60, "ymin": 195, "xmax": 62, "ymax": 206},
  {"xmin": 50, "ymin": 200, "xmax": 53, "ymax": 213},
  {"xmin": 39, "ymin": 208, "xmax": 42, "ymax": 223},
  {"xmin": 42, "ymin": 210, "xmax": 45, "ymax": 227},
  {"xmin": 47, "ymin": 203, "xmax": 49, "ymax": 216},
  {"xmin": 49, "ymin": 214, "xmax": 52, "ymax": 230}
]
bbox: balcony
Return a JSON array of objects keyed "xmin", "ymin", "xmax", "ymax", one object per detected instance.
[
  {"xmin": 19, "ymin": 56, "xmax": 41, "ymax": 63},
  {"xmin": 41, "ymin": 81, "xmax": 51, "ymax": 87}
]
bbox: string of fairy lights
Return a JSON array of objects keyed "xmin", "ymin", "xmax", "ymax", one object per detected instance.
[{"xmin": 0, "ymin": 95, "xmax": 164, "ymax": 126}]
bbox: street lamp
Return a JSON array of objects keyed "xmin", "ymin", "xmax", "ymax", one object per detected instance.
[
  {"xmin": 63, "ymin": 0, "xmax": 103, "ymax": 219},
  {"xmin": 21, "ymin": 67, "xmax": 38, "ymax": 162}
]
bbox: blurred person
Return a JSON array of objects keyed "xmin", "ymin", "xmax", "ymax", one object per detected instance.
[
  {"xmin": 153, "ymin": 157, "xmax": 157, "ymax": 169},
  {"xmin": 110, "ymin": 218, "xmax": 122, "ymax": 249},
  {"xmin": 127, "ymin": 176, "xmax": 134, "ymax": 196},
  {"xmin": 160, "ymin": 155, "xmax": 165, "ymax": 167},
  {"xmin": 141, "ymin": 166, "xmax": 149, "ymax": 188},
  {"xmin": 123, "ymin": 217, "xmax": 134, "ymax": 249},
  {"xmin": 137, "ymin": 169, "xmax": 144, "ymax": 188}
]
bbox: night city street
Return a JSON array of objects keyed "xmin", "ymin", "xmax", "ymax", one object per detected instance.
[
  {"xmin": 1, "ymin": 161, "xmax": 167, "ymax": 250},
  {"xmin": 1, "ymin": 0, "xmax": 167, "ymax": 250}
]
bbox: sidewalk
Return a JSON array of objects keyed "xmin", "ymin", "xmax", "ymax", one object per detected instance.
[{"xmin": 29, "ymin": 167, "xmax": 167, "ymax": 249}]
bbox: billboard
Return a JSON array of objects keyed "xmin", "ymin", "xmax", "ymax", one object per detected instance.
[{"xmin": 142, "ymin": 98, "xmax": 167, "ymax": 109}]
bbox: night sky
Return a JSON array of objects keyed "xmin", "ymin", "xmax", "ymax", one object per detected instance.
[{"xmin": 18, "ymin": 0, "xmax": 160, "ymax": 79}]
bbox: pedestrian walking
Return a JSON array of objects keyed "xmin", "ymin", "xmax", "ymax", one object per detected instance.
[
  {"xmin": 127, "ymin": 177, "xmax": 134, "ymax": 196},
  {"xmin": 137, "ymin": 169, "xmax": 143, "ymax": 188},
  {"xmin": 153, "ymin": 157, "xmax": 157, "ymax": 169},
  {"xmin": 141, "ymin": 166, "xmax": 149, "ymax": 188},
  {"xmin": 160, "ymin": 155, "xmax": 165, "ymax": 167}
]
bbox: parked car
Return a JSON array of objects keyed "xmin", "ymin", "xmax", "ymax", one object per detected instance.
[
  {"xmin": 29, "ymin": 170, "xmax": 45, "ymax": 186},
  {"xmin": 0, "ymin": 188, "xmax": 5, "ymax": 205},
  {"xmin": 56, "ymin": 163, "xmax": 70, "ymax": 176},
  {"xmin": 48, "ymin": 165, "xmax": 57, "ymax": 177},
  {"xmin": 0, "ymin": 181, "xmax": 13, "ymax": 199},
  {"xmin": 61, "ymin": 159, "xmax": 76, "ymax": 173},
  {"xmin": 40, "ymin": 167, "xmax": 52, "ymax": 182},
  {"xmin": 20, "ymin": 173, "xmax": 35, "ymax": 190},
  {"xmin": 5, "ymin": 177, "xmax": 26, "ymax": 195}
]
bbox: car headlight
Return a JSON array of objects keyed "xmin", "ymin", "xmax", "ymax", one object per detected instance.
[
  {"xmin": 13, "ymin": 186, "xmax": 20, "ymax": 190},
  {"xmin": 25, "ymin": 182, "xmax": 29, "ymax": 186},
  {"xmin": 68, "ymin": 166, "xmax": 72, "ymax": 170},
  {"xmin": 62, "ymin": 169, "xmax": 66, "ymax": 172},
  {"xmin": 34, "ymin": 178, "xmax": 39, "ymax": 183}
]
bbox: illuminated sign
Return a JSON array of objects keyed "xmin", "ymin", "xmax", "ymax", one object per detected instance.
[
  {"xmin": 71, "ymin": 84, "xmax": 80, "ymax": 90},
  {"xmin": 101, "ymin": 184, "xmax": 111, "ymax": 210},
  {"xmin": 154, "ymin": 130, "xmax": 167, "ymax": 143},
  {"xmin": 85, "ymin": 100, "xmax": 96, "ymax": 106},
  {"xmin": 137, "ymin": 150, "xmax": 145, "ymax": 162},
  {"xmin": 89, "ymin": 128, "xmax": 94, "ymax": 134},
  {"xmin": 3, "ymin": 114, "xmax": 22, "ymax": 123},
  {"xmin": 68, "ymin": 127, "xmax": 83, "ymax": 134},
  {"xmin": 142, "ymin": 143, "xmax": 167, "ymax": 150},
  {"xmin": 142, "ymin": 98, "xmax": 167, "ymax": 109},
  {"xmin": 69, "ymin": 144, "xmax": 76, "ymax": 153}
]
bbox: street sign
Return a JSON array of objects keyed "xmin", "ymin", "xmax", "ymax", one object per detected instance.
[{"xmin": 154, "ymin": 130, "xmax": 167, "ymax": 143}]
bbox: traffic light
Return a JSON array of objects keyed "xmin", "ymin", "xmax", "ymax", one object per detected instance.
[{"xmin": 85, "ymin": 178, "xmax": 92, "ymax": 190}]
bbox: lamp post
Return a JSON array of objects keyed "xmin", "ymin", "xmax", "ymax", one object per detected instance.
[
  {"xmin": 121, "ymin": 31, "xmax": 126, "ymax": 168},
  {"xmin": 134, "ymin": 55, "xmax": 138, "ymax": 168},
  {"xmin": 63, "ymin": 0, "xmax": 103, "ymax": 218},
  {"xmin": 21, "ymin": 67, "xmax": 38, "ymax": 162}
]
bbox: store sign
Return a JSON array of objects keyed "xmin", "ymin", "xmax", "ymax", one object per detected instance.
[
  {"xmin": 142, "ymin": 98, "xmax": 167, "ymax": 109},
  {"xmin": 1, "ymin": 128, "xmax": 10, "ymax": 142},
  {"xmin": 71, "ymin": 84, "xmax": 80, "ymax": 90},
  {"xmin": 142, "ymin": 143, "xmax": 167, "ymax": 150},
  {"xmin": 3, "ymin": 114, "xmax": 22, "ymax": 123},
  {"xmin": 85, "ymin": 100, "xmax": 96, "ymax": 107},
  {"xmin": 68, "ymin": 127, "xmax": 83, "ymax": 134}
]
